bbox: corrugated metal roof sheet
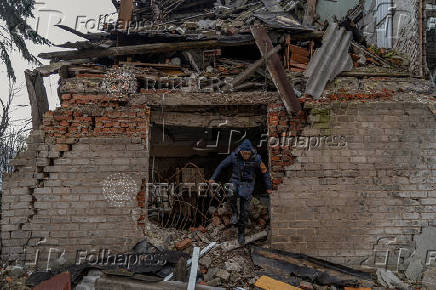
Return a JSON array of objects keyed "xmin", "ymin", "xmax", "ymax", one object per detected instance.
[
  {"xmin": 376, "ymin": 0, "xmax": 393, "ymax": 48},
  {"xmin": 304, "ymin": 23, "xmax": 353, "ymax": 99}
]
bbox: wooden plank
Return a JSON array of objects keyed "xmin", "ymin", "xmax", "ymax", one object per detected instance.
[
  {"xmin": 339, "ymin": 71, "xmax": 411, "ymax": 78},
  {"xmin": 38, "ymin": 39, "xmax": 255, "ymax": 61},
  {"xmin": 119, "ymin": 0, "xmax": 134, "ymax": 28},
  {"xmin": 230, "ymin": 45, "xmax": 281, "ymax": 89},
  {"xmin": 220, "ymin": 230, "xmax": 267, "ymax": 251},
  {"xmin": 255, "ymin": 276, "xmax": 302, "ymax": 290},
  {"xmin": 250, "ymin": 25, "xmax": 301, "ymax": 114},
  {"xmin": 25, "ymin": 70, "xmax": 49, "ymax": 129},
  {"xmin": 35, "ymin": 59, "xmax": 94, "ymax": 76},
  {"xmin": 351, "ymin": 42, "xmax": 393, "ymax": 68},
  {"xmin": 289, "ymin": 61, "xmax": 307, "ymax": 70},
  {"xmin": 187, "ymin": 247, "xmax": 200, "ymax": 290},
  {"xmin": 151, "ymin": 111, "xmax": 266, "ymax": 128},
  {"xmin": 174, "ymin": 257, "xmax": 188, "ymax": 282},
  {"xmin": 182, "ymin": 51, "xmax": 201, "ymax": 73},
  {"xmin": 303, "ymin": 0, "xmax": 317, "ymax": 26},
  {"xmin": 290, "ymin": 45, "xmax": 309, "ymax": 64},
  {"xmin": 119, "ymin": 62, "xmax": 181, "ymax": 69},
  {"xmin": 252, "ymin": 247, "xmax": 373, "ymax": 282}
]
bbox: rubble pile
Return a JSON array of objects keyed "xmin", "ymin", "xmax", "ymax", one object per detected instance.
[
  {"xmin": 37, "ymin": 0, "xmax": 425, "ymax": 105},
  {"xmin": 0, "ymin": 266, "xmax": 29, "ymax": 290},
  {"xmin": 115, "ymin": 0, "xmax": 311, "ymax": 37},
  {"xmin": 140, "ymin": 197, "xmax": 269, "ymax": 288}
]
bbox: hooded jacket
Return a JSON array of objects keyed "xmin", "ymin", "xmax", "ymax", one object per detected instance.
[{"xmin": 211, "ymin": 139, "xmax": 272, "ymax": 198}]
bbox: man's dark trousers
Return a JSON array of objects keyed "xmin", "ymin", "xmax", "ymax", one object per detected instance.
[{"xmin": 229, "ymin": 188, "xmax": 251, "ymax": 236}]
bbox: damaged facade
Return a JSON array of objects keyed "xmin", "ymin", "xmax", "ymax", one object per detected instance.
[{"xmin": 1, "ymin": 0, "xmax": 435, "ymax": 288}]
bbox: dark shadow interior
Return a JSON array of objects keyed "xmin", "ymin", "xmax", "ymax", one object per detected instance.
[{"xmin": 147, "ymin": 105, "xmax": 270, "ymax": 229}]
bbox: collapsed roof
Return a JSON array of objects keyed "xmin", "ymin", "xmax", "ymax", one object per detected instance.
[{"xmin": 32, "ymin": 0, "xmax": 427, "ymax": 119}]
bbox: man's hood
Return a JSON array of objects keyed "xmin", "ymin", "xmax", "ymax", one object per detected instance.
[{"xmin": 236, "ymin": 139, "xmax": 256, "ymax": 153}]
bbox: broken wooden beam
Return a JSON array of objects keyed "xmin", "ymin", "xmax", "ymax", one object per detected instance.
[
  {"xmin": 54, "ymin": 25, "xmax": 104, "ymax": 41},
  {"xmin": 174, "ymin": 257, "xmax": 188, "ymax": 282},
  {"xmin": 251, "ymin": 247, "xmax": 373, "ymax": 287},
  {"xmin": 35, "ymin": 59, "xmax": 94, "ymax": 77},
  {"xmin": 289, "ymin": 31, "xmax": 324, "ymax": 41},
  {"xmin": 338, "ymin": 71, "xmax": 411, "ymax": 78},
  {"xmin": 350, "ymin": 42, "xmax": 393, "ymax": 68},
  {"xmin": 209, "ymin": 44, "xmax": 281, "ymax": 91},
  {"xmin": 119, "ymin": 0, "xmax": 134, "ymax": 29},
  {"xmin": 229, "ymin": 44, "xmax": 282, "ymax": 89},
  {"xmin": 182, "ymin": 51, "xmax": 201, "ymax": 73},
  {"xmin": 220, "ymin": 231, "xmax": 267, "ymax": 251},
  {"xmin": 303, "ymin": 0, "xmax": 317, "ymax": 26},
  {"xmin": 25, "ymin": 70, "xmax": 50, "ymax": 129},
  {"xmin": 119, "ymin": 62, "xmax": 181, "ymax": 69},
  {"xmin": 38, "ymin": 39, "xmax": 255, "ymax": 61},
  {"xmin": 151, "ymin": 111, "xmax": 266, "ymax": 128},
  {"xmin": 251, "ymin": 25, "xmax": 302, "ymax": 114}
]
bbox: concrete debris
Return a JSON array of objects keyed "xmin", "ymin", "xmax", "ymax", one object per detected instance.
[
  {"xmin": 207, "ymin": 278, "xmax": 222, "ymax": 287},
  {"xmin": 5, "ymin": 266, "xmax": 25, "ymax": 279},
  {"xmin": 422, "ymin": 267, "xmax": 436, "ymax": 290},
  {"xmin": 224, "ymin": 257, "xmax": 243, "ymax": 272},
  {"xmin": 76, "ymin": 270, "xmax": 102, "ymax": 290},
  {"xmin": 200, "ymin": 256, "xmax": 213, "ymax": 268},
  {"xmin": 204, "ymin": 268, "xmax": 219, "ymax": 282},
  {"xmin": 406, "ymin": 226, "xmax": 436, "ymax": 282},
  {"xmin": 299, "ymin": 281, "xmax": 314, "ymax": 290},
  {"xmin": 215, "ymin": 269, "xmax": 230, "ymax": 281},
  {"xmin": 376, "ymin": 269, "xmax": 410, "ymax": 290}
]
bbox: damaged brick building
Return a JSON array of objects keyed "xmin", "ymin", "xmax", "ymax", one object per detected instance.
[{"xmin": 1, "ymin": 0, "xmax": 435, "ymax": 286}]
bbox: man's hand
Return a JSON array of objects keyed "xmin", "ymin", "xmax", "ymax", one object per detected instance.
[
  {"xmin": 208, "ymin": 179, "xmax": 215, "ymax": 184},
  {"xmin": 267, "ymin": 190, "xmax": 273, "ymax": 195}
]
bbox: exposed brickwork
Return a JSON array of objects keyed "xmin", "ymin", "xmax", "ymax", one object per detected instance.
[
  {"xmin": 1, "ymin": 75, "xmax": 150, "ymax": 265},
  {"xmin": 267, "ymin": 104, "xmax": 308, "ymax": 189},
  {"xmin": 43, "ymin": 105, "xmax": 148, "ymax": 139},
  {"xmin": 269, "ymin": 100, "xmax": 436, "ymax": 267}
]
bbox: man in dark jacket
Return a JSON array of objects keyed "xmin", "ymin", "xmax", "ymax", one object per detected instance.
[{"xmin": 209, "ymin": 139, "xmax": 272, "ymax": 245}]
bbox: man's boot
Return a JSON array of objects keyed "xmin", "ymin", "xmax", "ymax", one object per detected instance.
[
  {"xmin": 230, "ymin": 195, "xmax": 238, "ymax": 225},
  {"xmin": 230, "ymin": 213, "xmax": 238, "ymax": 225},
  {"xmin": 238, "ymin": 228, "xmax": 245, "ymax": 245}
]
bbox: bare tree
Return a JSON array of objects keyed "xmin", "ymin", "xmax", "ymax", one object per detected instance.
[{"xmin": 0, "ymin": 81, "xmax": 30, "ymax": 183}]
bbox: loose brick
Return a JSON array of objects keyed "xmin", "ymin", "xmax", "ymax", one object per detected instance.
[{"xmin": 175, "ymin": 238, "xmax": 192, "ymax": 251}]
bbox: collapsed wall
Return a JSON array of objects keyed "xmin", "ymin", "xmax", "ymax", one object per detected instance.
[
  {"xmin": 1, "ymin": 74, "xmax": 150, "ymax": 266},
  {"xmin": 268, "ymin": 76, "xmax": 436, "ymax": 268}
]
